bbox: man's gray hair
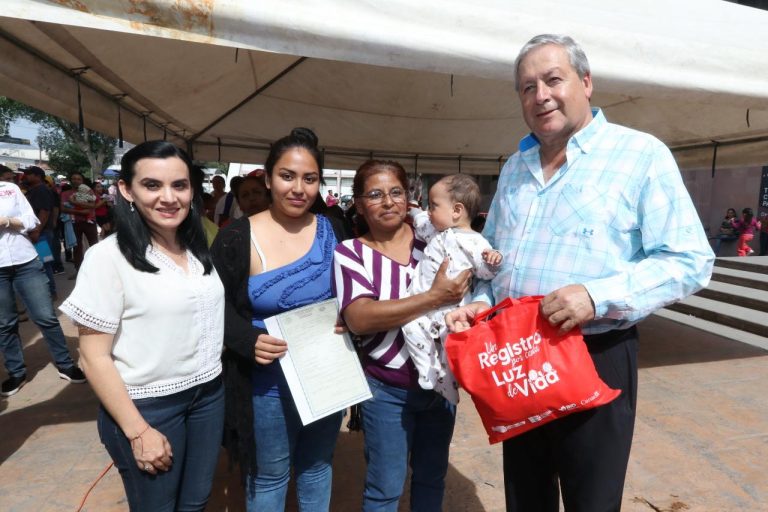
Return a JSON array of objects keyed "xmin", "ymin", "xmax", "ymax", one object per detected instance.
[{"xmin": 514, "ymin": 34, "xmax": 591, "ymax": 90}]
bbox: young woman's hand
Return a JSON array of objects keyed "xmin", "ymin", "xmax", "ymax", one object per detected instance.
[
  {"xmin": 131, "ymin": 426, "xmax": 173, "ymax": 474},
  {"xmin": 254, "ymin": 334, "xmax": 288, "ymax": 365}
]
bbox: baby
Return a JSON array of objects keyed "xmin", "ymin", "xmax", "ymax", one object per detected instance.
[
  {"xmin": 404, "ymin": 174, "xmax": 502, "ymax": 404},
  {"xmin": 73, "ymin": 184, "xmax": 96, "ymax": 206}
]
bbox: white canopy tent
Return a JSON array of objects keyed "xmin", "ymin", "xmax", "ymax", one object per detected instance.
[{"xmin": 1, "ymin": 0, "xmax": 768, "ymax": 174}]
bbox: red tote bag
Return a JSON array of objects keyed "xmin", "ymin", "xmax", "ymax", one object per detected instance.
[{"xmin": 445, "ymin": 296, "xmax": 620, "ymax": 444}]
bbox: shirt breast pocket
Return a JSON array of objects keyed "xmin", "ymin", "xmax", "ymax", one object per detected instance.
[
  {"xmin": 550, "ymin": 185, "xmax": 637, "ymax": 245},
  {"xmin": 549, "ymin": 185, "xmax": 610, "ymax": 238},
  {"xmin": 499, "ymin": 185, "xmax": 535, "ymax": 231}
]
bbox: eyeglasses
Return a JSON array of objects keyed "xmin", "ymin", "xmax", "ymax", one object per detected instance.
[{"xmin": 357, "ymin": 188, "xmax": 406, "ymax": 205}]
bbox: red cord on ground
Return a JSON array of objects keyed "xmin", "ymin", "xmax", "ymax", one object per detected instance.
[{"xmin": 75, "ymin": 462, "xmax": 114, "ymax": 512}]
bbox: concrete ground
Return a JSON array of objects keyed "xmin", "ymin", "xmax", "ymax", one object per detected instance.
[{"xmin": 1, "ymin": 271, "xmax": 767, "ymax": 511}]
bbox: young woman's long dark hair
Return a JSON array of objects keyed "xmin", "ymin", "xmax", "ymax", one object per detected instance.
[
  {"xmin": 264, "ymin": 127, "xmax": 324, "ymax": 182},
  {"xmin": 114, "ymin": 141, "xmax": 213, "ymax": 274}
]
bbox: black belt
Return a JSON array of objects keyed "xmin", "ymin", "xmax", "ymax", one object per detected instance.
[{"xmin": 583, "ymin": 325, "xmax": 637, "ymax": 347}]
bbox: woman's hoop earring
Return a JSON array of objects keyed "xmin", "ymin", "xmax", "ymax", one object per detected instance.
[{"xmin": 129, "ymin": 202, "xmax": 135, "ymax": 212}]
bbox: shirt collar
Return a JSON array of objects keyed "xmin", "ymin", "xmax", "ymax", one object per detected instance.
[{"xmin": 518, "ymin": 107, "xmax": 605, "ymax": 154}]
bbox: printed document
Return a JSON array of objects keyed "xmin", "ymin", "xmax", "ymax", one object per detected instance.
[{"xmin": 266, "ymin": 298, "xmax": 371, "ymax": 425}]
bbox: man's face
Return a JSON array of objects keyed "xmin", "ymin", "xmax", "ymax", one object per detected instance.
[
  {"xmin": 517, "ymin": 44, "xmax": 593, "ymax": 150},
  {"xmin": 0, "ymin": 171, "xmax": 14, "ymax": 183},
  {"xmin": 24, "ymin": 172, "xmax": 41, "ymax": 186},
  {"xmin": 70, "ymin": 173, "xmax": 84, "ymax": 187}
]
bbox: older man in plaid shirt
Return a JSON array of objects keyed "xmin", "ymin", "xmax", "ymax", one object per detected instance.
[{"xmin": 447, "ymin": 34, "xmax": 714, "ymax": 512}]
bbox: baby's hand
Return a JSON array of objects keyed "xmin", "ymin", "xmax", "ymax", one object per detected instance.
[{"xmin": 482, "ymin": 249, "xmax": 503, "ymax": 266}]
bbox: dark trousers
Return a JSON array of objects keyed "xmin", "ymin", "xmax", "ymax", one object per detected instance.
[
  {"xmin": 72, "ymin": 220, "xmax": 99, "ymax": 270},
  {"xmin": 503, "ymin": 327, "xmax": 639, "ymax": 512},
  {"xmin": 98, "ymin": 377, "xmax": 225, "ymax": 512}
]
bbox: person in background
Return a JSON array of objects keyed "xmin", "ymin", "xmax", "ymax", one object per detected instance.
[
  {"xmin": 60, "ymin": 141, "xmax": 225, "ymax": 511},
  {"xmin": 234, "ymin": 174, "xmax": 270, "ymax": 217},
  {"xmin": 93, "ymin": 182, "xmax": 113, "ymax": 238},
  {"xmin": 191, "ymin": 166, "xmax": 219, "ymax": 247},
  {"xmin": 214, "ymin": 176, "xmax": 244, "ymax": 227},
  {"xmin": 325, "ymin": 189, "xmax": 337, "ymax": 207},
  {"xmin": 211, "ymin": 128, "xmax": 348, "ymax": 512},
  {"xmin": 712, "ymin": 207, "xmax": 738, "ymax": 255},
  {"xmin": 731, "ymin": 207, "xmax": 760, "ymax": 257},
  {"xmin": 333, "ymin": 159, "xmax": 470, "ymax": 511},
  {"xmin": 1, "ymin": 172, "xmax": 86, "ymax": 397},
  {"xmin": 22, "ymin": 166, "xmax": 57, "ymax": 299},
  {"xmin": 446, "ymin": 34, "xmax": 713, "ymax": 512},
  {"xmin": 0, "ymin": 165, "xmax": 15, "ymax": 183},
  {"xmin": 206, "ymin": 175, "xmax": 226, "ymax": 221},
  {"xmin": 60, "ymin": 172, "xmax": 99, "ymax": 276},
  {"xmin": 211, "ymin": 175, "xmax": 226, "ymax": 204},
  {"xmin": 43, "ymin": 175, "xmax": 65, "ymax": 274},
  {"xmin": 58, "ymin": 183, "xmax": 76, "ymax": 263}
]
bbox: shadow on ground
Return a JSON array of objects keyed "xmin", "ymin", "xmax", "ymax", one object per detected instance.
[
  {"xmin": 0, "ymin": 338, "xmax": 99, "ymax": 464},
  {"xmin": 637, "ymin": 315, "xmax": 767, "ymax": 369},
  {"xmin": 209, "ymin": 429, "xmax": 486, "ymax": 511},
  {"xmin": 0, "ymin": 336, "xmax": 97, "ymax": 464}
]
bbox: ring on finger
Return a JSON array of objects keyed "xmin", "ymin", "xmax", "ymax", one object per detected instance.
[{"xmin": 144, "ymin": 464, "xmax": 151, "ymax": 471}]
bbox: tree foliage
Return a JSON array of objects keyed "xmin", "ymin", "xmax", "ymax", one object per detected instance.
[{"xmin": 0, "ymin": 96, "xmax": 116, "ymax": 181}]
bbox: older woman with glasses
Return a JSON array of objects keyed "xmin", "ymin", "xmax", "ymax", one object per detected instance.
[{"xmin": 333, "ymin": 160, "xmax": 470, "ymax": 512}]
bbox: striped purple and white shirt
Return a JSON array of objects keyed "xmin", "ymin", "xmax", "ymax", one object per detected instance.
[{"xmin": 333, "ymin": 234, "xmax": 426, "ymax": 389}]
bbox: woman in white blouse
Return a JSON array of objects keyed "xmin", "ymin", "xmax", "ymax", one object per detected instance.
[{"xmin": 60, "ymin": 141, "xmax": 225, "ymax": 511}]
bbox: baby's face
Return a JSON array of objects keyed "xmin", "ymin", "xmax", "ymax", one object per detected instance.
[{"xmin": 428, "ymin": 182, "xmax": 458, "ymax": 231}]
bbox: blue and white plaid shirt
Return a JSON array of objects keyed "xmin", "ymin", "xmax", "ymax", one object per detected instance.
[{"xmin": 474, "ymin": 108, "xmax": 714, "ymax": 334}]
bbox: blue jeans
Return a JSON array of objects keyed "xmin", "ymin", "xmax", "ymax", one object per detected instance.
[
  {"xmin": 46, "ymin": 228, "xmax": 64, "ymax": 272},
  {"xmin": 0, "ymin": 258, "xmax": 74, "ymax": 377},
  {"xmin": 712, "ymin": 234, "xmax": 738, "ymax": 255},
  {"xmin": 98, "ymin": 376, "xmax": 225, "ymax": 512},
  {"xmin": 361, "ymin": 376, "xmax": 456, "ymax": 512},
  {"xmin": 247, "ymin": 390, "xmax": 343, "ymax": 512}
]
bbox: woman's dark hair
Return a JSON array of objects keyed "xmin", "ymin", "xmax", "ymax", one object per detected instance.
[
  {"xmin": 742, "ymin": 207, "xmax": 754, "ymax": 224},
  {"xmin": 309, "ymin": 194, "xmax": 328, "ymax": 214},
  {"xmin": 264, "ymin": 127, "xmax": 324, "ymax": 182},
  {"xmin": 352, "ymin": 159, "xmax": 408, "ymax": 198},
  {"xmin": 114, "ymin": 140, "xmax": 213, "ymax": 274}
]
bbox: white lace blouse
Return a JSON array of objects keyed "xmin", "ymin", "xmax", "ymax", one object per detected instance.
[{"xmin": 60, "ymin": 235, "xmax": 225, "ymax": 399}]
